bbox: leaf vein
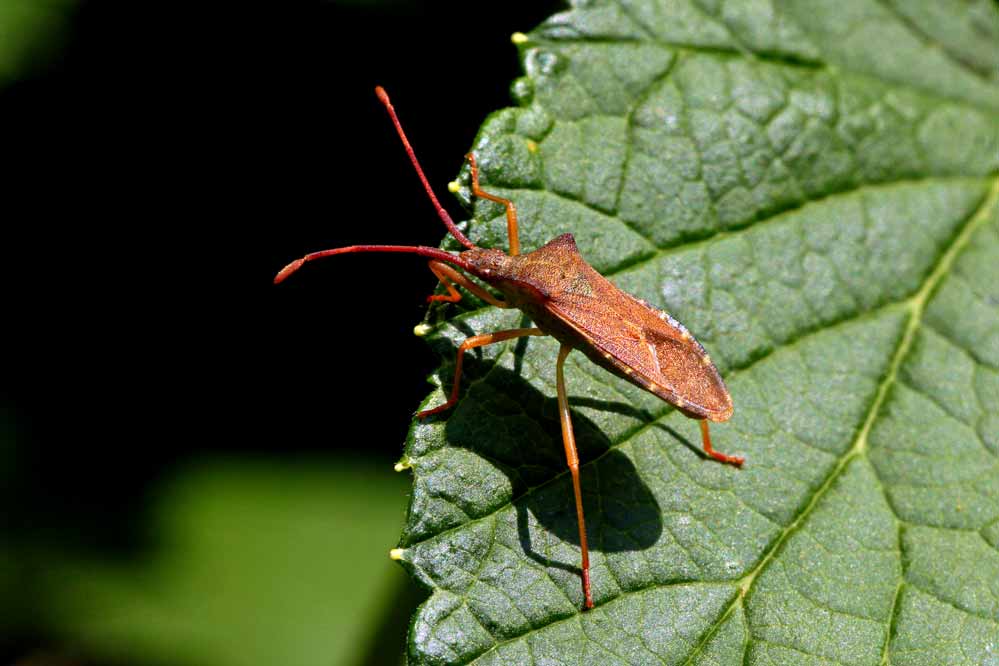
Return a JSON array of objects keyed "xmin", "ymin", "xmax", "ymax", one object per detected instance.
[{"xmin": 905, "ymin": 582, "xmax": 999, "ymax": 626}]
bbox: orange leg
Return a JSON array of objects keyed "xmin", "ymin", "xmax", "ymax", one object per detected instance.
[
  {"xmin": 555, "ymin": 344, "xmax": 594, "ymax": 610},
  {"xmin": 699, "ymin": 420, "xmax": 744, "ymax": 466},
  {"xmin": 466, "ymin": 153, "xmax": 520, "ymax": 256},
  {"xmin": 427, "ymin": 261, "xmax": 510, "ymax": 308},
  {"xmin": 416, "ymin": 328, "xmax": 546, "ymax": 419}
]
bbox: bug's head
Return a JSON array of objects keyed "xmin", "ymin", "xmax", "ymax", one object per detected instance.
[{"xmin": 460, "ymin": 247, "xmax": 512, "ymax": 280}]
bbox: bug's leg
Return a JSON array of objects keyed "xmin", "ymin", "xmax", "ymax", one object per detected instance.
[
  {"xmin": 427, "ymin": 261, "xmax": 510, "ymax": 308},
  {"xmin": 416, "ymin": 327, "xmax": 545, "ymax": 419},
  {"xmin": 699, "ymin": 419, "xmax": 744, "ymax": 466},
  {"xmin": 556, "ymin": 344, "xmax": 594, "ymax": 610},
  {"xmin": 426, "ymin": 260, "xmax": 463, "ymax": 304},
  {"xmin": 466, "ymin": 153, "xmax": 520, "ymax": 257}
]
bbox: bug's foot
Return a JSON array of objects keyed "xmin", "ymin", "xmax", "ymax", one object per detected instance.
[
  {"xmin": 427, "ymin": 294, "xmax": 461, "ymax": 303},
  {"xmin": 709, "ymin": 451, "xmax": 744, "ymax": 467}
]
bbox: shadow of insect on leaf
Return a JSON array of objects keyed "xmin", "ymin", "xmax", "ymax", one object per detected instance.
[
  {"xmin": 430, "ymin": 342, "xmax": 664, "ymax": 578},
  {"xmin": 651, "ymin": 422, "xmax": 712, "ymax": 460}
]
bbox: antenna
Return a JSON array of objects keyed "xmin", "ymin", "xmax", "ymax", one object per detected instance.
[{"xmin": 375, "ymin": 86, "xmax": 476, "ymax": 250}]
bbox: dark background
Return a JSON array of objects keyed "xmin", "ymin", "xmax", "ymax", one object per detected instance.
[{"xmin": 3, "ymin": 0, "xmax": 561, "ymax": 662}]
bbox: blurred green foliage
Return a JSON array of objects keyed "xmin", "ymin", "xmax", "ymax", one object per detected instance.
[
  {"xmin": 17, "ymin": 459, "xmax": 416, "ymax": 666},
  {"xmin": 0, "ymin": 0, "xmax": 75, "ymax": 85}
]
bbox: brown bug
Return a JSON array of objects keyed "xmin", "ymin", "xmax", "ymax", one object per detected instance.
[{"xmin": 275, "ymin": 86, "xmax": 743, "ymax": 610}]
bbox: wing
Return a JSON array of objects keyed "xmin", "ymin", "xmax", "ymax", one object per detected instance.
[{"xmin": 548, "ymin": 260, "xmax": 733, "ymax": 421}]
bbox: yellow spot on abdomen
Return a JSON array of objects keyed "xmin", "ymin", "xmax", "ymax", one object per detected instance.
[
  {"xmin": 447, "ymin": 180, "xmax": 461, "ymax": 193},
  {"xmin": 511, "ymin": 32, "xmax": 529, "ymax": 45},
  {"xmin": 389, "ymin": 548, "xmax": 405, "ymax": 561}
]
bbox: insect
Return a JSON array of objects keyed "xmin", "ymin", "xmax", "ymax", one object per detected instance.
[{"xmin": 275, "ymin": 86, "xmax": 743, "ymax": 610}]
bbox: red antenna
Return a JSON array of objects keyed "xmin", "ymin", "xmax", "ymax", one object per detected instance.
[
  {"xmin": 273, "ymin": 244, "xmax": 473, "ymax": 284},
  {"xmin": 375, "ymin": 86, "xmax": 476, "ymax": 250},
  {"xmin": 273, "ymin": 87, "xmax": 478, "ymax": 284}
]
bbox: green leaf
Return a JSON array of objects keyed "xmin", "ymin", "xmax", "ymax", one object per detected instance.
[{"xmin": 396, "ymin": 1, "xmax": 999, "ymax": 664}]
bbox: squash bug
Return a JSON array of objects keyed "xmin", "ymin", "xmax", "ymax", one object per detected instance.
[{"xmin": 275, "ymin": 86, "xmax": 742, "ymax": 610}]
